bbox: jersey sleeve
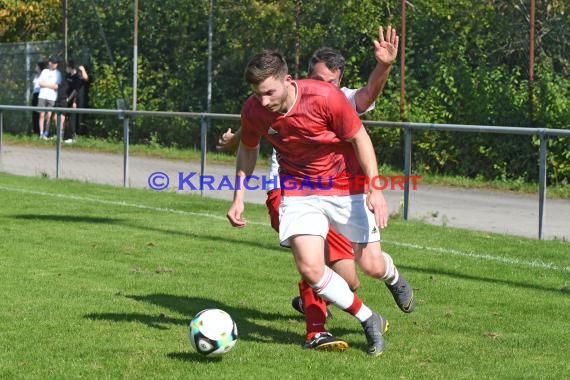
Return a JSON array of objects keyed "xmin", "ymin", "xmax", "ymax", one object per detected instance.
[
  {"xmin": 340, "ymin": 87, "xmax": 375, "ymax": 115},
  {"xmin": 239, "ymin": 97, "xmax": 262, "ymax": 148}
]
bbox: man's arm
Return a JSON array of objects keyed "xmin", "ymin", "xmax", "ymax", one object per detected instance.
[
  {"xmin": 347, "ymin": 126, "xmax": 389, "ymax": 229},
  {"xmin": 226, "ymin": 141, "xmax": 259, "ymax": 227},
  {"xmin": 78, "ymin": 65, "xmax": 89, "ymax": 81},
  {"xmin": 216, "ymin": 127, "xmax": 242, "ymax": 152},
  {"xmin": 354, "ymin": 25, "xmax": 399, "ymax": 113},
  {"xmin": 39, "ymin": 77, "xmax": 58, "ymax": 90}
]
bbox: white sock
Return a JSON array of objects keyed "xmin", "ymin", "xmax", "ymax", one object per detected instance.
[
  {"xmin": 354, "ymin": 305, "xmax": 373, "ymax": 322},
  {"xmin": 313, "ymin": 266, "xmax": 373, "ymax": 322},
  {"xmin": 313, "ymin": 266, "xmax": 354, "ymax": 309},
  {"xmin": 381, "ymin": 251, "xmax": 399, "ymax": 286}
]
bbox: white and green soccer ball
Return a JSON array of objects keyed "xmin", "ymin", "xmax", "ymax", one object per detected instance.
[{"xmin": 188, "ymin": 309, "xmax": 238, "ymax": 357}]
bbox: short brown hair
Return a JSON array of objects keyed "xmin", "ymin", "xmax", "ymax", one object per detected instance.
[
  {"xmin": 244, "ymin": 50, "xmax": 288, "ymax": 85},
  {"xmin": 308, "ymin": 47, "xmax": 346, "ymax": 77}
]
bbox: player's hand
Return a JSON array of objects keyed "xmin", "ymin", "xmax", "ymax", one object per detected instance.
[
  {"xmin": 366, "ymin": 188, "xmax": 389, "ymax": 229},
  {"xmin": 216, "ymin": 128, "xmax": 236, "ymax": 151},
  {"xmin": 227, "ymin": 201, "xmax": 247, "ymax": 227},
  {"xmin": 373, "ymin": 25, "xmax": 399, "ymax": 66}
]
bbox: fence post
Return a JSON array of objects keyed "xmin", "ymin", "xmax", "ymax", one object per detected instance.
[
  {"xmin": 200, "ymin": 116, "xmax": 208, "ymax": 197},
  {"xmin": 55, "ymin": 113, "xmax": 62, "ymax": 179},
  {"xmin": 123, "ymin": 116, "xmax": 129, "ymax": 188},
  {"xmin": 403, "ymin": 124, "xmax": 412, "ymax": 220},
  {"xmin": 538, "ymin": 132, "xmax": 547, "ymax": 240}
]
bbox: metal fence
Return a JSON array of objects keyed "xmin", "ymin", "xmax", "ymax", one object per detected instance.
[
  {"xmin": 2, "ymin": 104, "xmax": 570, "ymax": 240},
  {"xmin": 0, "ymin": 41, "xmax": 65, "ymax": 104},
  {"xmin": 1, "ymin": 41, "xmax": 64, "ymax": 133}
]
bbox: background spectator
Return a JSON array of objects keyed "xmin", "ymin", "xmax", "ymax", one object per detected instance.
[
  {"xmin": 31, "ymin": 61, "xmax": 46, "ymax": 135},
  {"xmin": 37, "ymin": 55, "xmax": 61, "ymax": 139}
]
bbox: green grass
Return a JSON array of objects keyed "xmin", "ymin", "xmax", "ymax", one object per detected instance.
[
  {"xmin": 5, "ymin": 132, "xmax": 568, "ymax": 199},
  {"xmin": 0, "ymin": 172, "xmax": 569, "ymax": 379}
]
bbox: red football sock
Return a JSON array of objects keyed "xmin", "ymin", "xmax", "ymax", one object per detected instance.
[
  {"xmin": 299, "ymin": 279, "xmax": 328, "ymax": 340},
  {"xmin": 344, "ymin": 294, "xmax": 363, "ymax": 316}
]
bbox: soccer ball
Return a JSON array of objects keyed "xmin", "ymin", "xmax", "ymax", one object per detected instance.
[{"xmin": 188, "ymin": 309, "xmax": 238, "ymax": 356}]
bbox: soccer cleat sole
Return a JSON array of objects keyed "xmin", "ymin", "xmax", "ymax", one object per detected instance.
[
  {"xmin": 313, "ymin": 341, "xmax": 349, "ymax": 352},
  {"xmin": 304, "ymin": 332, "xmax": 349, "ymax": 351}
]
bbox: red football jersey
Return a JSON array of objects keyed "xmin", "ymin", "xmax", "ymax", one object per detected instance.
[{"xmin": 241, "ymin": 79, "xmax": 365, "ymax": 196}]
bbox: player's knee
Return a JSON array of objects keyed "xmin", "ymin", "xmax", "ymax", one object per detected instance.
[
  {"xmin": 298, "ymin": 265, "xmax": 323, "ymax": 286},
  {"xmin": 359, "ymin": 261, "xmax": 386, "ymax": 278}
]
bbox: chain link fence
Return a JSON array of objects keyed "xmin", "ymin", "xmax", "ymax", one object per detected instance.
[{"xmin": 1, "ymin": 40, "xmax": 63, "ymax": 134}]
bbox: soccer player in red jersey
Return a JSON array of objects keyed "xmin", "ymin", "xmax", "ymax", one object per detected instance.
[
  {"xmin": 227, "ymin": 46, "xmax": 415, "ymax": 356},
  {"xmin": 222, "ymin": 26, "xmax": 415, "ymax": 352}
]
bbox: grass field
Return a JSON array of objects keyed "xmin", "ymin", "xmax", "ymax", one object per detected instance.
[{"xmin": 0, "ymin": 172, "xmax": 568, "ymax": 379}]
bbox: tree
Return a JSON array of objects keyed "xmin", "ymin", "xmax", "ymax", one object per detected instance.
[{"xmin": 0, "ymin": 0, "xmax": 61, "ymax": 42}]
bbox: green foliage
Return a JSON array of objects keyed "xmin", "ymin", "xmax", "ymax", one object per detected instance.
[
  {"xmin": 0, "ymin": 0, "xmax": 61, "ymax": 42},
  {"xmin": 395, "ymin": 0, "xmax": 569, "ymax": 184},
  {"xmin": 533, "ymin": 60, "xmax": 570, "ymax": 184}
]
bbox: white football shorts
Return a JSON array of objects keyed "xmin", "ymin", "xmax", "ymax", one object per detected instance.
[{"xmin": 278, "ymin": 194, "xmax": 381, "ymax": 247}]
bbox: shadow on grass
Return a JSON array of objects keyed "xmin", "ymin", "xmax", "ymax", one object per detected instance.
[
  {"xmin": 84, "ymin": 293, "xmax": 366, "ymax": 359},
  {"xmin": 166, "ymin": 352, "xmax": 224, "ymax": 362},
  {"xmin": 11, "ymin": 214, "xmax": 123, "ymax": 224},
  {"xmin": 85, "ymin": 293, "xmax": 308, "ymax": 349},
  {"xmin": 84, "ymin": 311, "xmax": 182, "ymax": 330}
]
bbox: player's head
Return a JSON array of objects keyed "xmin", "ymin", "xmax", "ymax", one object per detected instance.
[
  {"xmin": 244, "ymin": 50, "xmax": 293, "ymax": 113},
  {"xmin": 66, "ymin": 59, "xmax": 76, "ymax": 74},
  {"xmin": 307, "ymin": 47, "xmax": 345, "ymax": 87},
  {"xmin": 244, "ymin": 50, "xmax": 289, "ymax": 85},
  {"xmin": 48, "ymin": 55, "xmax": 59, "ymax": 69}
]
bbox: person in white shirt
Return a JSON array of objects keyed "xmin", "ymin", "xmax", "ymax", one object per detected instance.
[{"xmin": 37, "ymin": 56, "xmax": 62, "ymax": 139}]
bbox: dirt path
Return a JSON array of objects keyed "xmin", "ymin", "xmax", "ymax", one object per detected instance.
[{"xmin": 1, "ymin": 143, "xmax": 568, "ymax": 240}]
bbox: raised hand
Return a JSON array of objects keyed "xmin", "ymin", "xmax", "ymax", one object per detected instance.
[{"xmin": 373, "ymin": 25, "xmax": 399, "ymax": 66}]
